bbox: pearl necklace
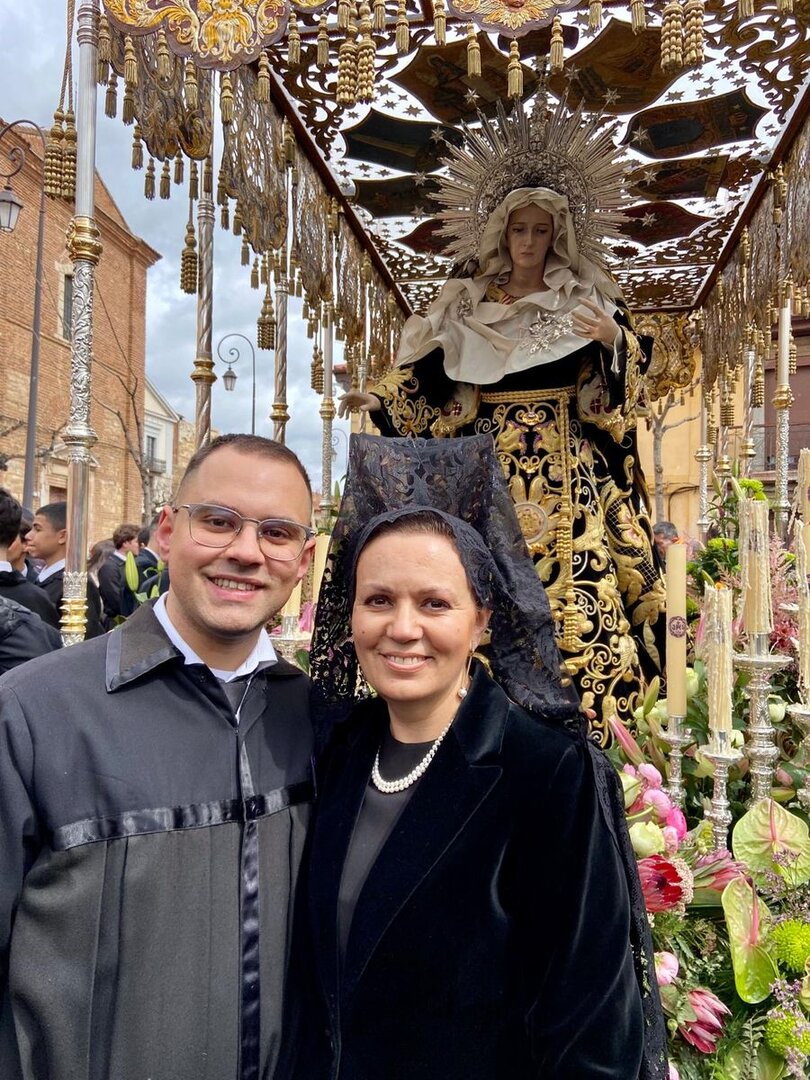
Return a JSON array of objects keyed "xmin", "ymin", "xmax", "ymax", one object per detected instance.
[{"xmin": 370, "ymin": 719, "xmax": 454, "ymax": 794}]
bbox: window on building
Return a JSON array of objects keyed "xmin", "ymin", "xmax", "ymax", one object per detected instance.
[
  {"xmin": 61, "ymin": 273, "xmax": 73, "ymax": 340},
  {"xmin": 146, "ymin": 434, "xmax": 158, "ymax": 463}
]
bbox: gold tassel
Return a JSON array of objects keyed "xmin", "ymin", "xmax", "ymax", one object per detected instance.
[
  {"xmin": 160, "ymin": 159, "xmax": 171, "ymax": 199},
  {"xmin": 156, "ymin": 28, "xmax": 172, "ymax": 81},
  {"xmin": 777, "ymin": 0, "xmax": 792, "ymax": 11},
  {"xmin": 189, "ymin": 161, "xmax": 199, "ymax": 201},
  {"xmin": 507, "ymin": 40, "xmax": 522, "ymax": 99},
  {"xmin": 203, "ymin": 156, "xmax": 213, "ymax": 196},
  {"xmin": 588, "ymin": 0, "xmax": 602, "ymax": 29},
  {"xmin": 356, "ymin": 2, "xmax": 375, "ymax": 103},
  {"xmin": 105, "ymin": 71, "xmax": 118, "ymax": 119},
  {"xmin": 233, "ymin": 203, "xmax": 243, "ymax": 235},
  {"xmin": 97, "ymin": 12, "xmax": 111, "ymax": 82},
  {"xmin": 131, "ymin": 125, "xmax": 144, "ymax": 170},
  {"xmin": 549, "ymin": 16, "xmax": 564, "ymax": 73},
  {"xmin": 217, "ymin": 162, "xmax": 228, "ymax": 206},
  {"xmin": 221, "ymin": 203, "xmax": 230, "ymax": 230},
  {"xmin": 144, "ymin": 158, "xmax": 156, "ymax": 200},
  {"xmin": 395, "ymin": 0, "xmax": 409, "ymax": 53},
  {"xmin": 251, "ymin": 258, "xmax": 260, "ymax": 289},
  {"xmin": 174, "ymin": 150, "xmax": 184, "ymax": 185},
  {"xmin": 261, "ymin": 253, "xmax": 269, "ymax": 285},
  {"xmin": 257, "ymin": 52, "xmax": 270, "ymax": 102},
  {"xmin": 284, "ymin": 121, "xmax": 296, "ymax": 167},
  {"xmin": 61, "ymin": 109, "xmax": 77, "ymax": 200},
  {"xmin": 433, "ymin": 0, "xmax": 446, "ymax": 45},
  {"xmin": 337, "ymin": 25, "xmax": 358, "ymax": 106},
  {"xmin": 258, "ymin": 287, "xmax": 276, "ymax": 350},
  {"xmin": 44, "ymin": 109, "xmax": 65, "ymax": 199},
  {"xmin": 752, "ymin": 357, "xmax": 764, "ymax": 407},
  {"xmin": 241, "ymin": 235, "xmax": 250, "ymax": 267},
  {"xmin": 184, "ymin": 59, "xmax": 199, "ymax": 110},
  {"xmin": 338, "ymin": 0, "xmax": 351, "ymax": 31},
  {"xmin": 630, "ymin": 0, "xmax": 646, "ymax": 32},
  {"xmin": 373, "ymin": 0, "xmax": 386, "ymax": 32},
  {"xmin": 124, "ymin": 34, "xmax": 138, "ymax": 88},
  {"xmin": 317, "ymin": 16, "xmax": 330, "ymax": 67},
  {"xmin": 737, "ymin": 0, "xmax": 753, "ymax": 17},
  {"xmin": 311, "ymin": 346, "xmax": 324, "ymax": 393},
  {"xmin": 123, "ymin": 84, "xmax": 136, "ymax": 126},
  {"xmin": 562, "ymin": 587, "xmax": 578, "ymax": 650},
  {"xmin": 180, "ymin": 219, "xmax": 198, "ymax": 294},
  {"xmin": 466, "ymin": 25, "xmax": 481, "ymax": 77},
  {"xmin": 789, "ymin": 339, "xmax": 797, "ymax": 376},
  {"xmin": 661, "ymin": 0, "xmax": 684, "ymax": 74},
  {"xmin": 683, "ymin": 0, "xmax": 704, "ymax": 67},
  {"xmin": 220, "ymin": 73, "xmax": 234, "ymax": 125},
  {"xmin": 288, "ymin": 10, "xmax": 301, "ymax": 67}
]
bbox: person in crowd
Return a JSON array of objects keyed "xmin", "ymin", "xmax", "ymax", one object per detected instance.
[
  {"xmin": 0, "ymin": 490, "xmax": 59, "ymax": 628},
  {"xmin": 14, "ymin": 508, "xmax": 39, "ymax": 582},
  {"xmin": 0, "ymin": 434, "xmax": 316, "ymax": 1080},
  {"xmin": 286, "ymin": 434, "xmax": 666, "ymax": 1080},
  {"xmin": 87, "ymin": 537, "xmax": 115, "ymax": 586},
  {"xmin": 653, "ymin": 521, "xmax": 679, "ymax": 564},
  {"xmin": 0, "ymin": 594, "xmax": 61, "ymax": 674},
  {"xmin": 96, "ymin": 523, "xmax": 139, "ymax": 627},
  {"xmin": 25, "ymin": 501, "xmax": 104, "ymax": 638},
  {"xmin": 120, "ymin": 514, "xmax": 169, "ymax": 616}
]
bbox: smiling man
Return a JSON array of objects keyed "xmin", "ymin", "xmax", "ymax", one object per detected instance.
[{"xmin": 0, "ymin": 434, "xmax": 315, "ymax": 1080}]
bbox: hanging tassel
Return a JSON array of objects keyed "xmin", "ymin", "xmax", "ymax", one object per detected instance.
[
  {"xmin": 124, "ymin": 34, "xmax": 138, "ymax": 88},
  {"xmin": 251, "ymin": 258, "xmax": 260, "ymax": 289},
  {"xmin": 737, "ymin": 0, "xmax": 753, "ymax": 16},
  {"xmin": 220, "ymin": 73, "xmax": 234, "ymax": 125},
  {"xmin": 395, "ymin": 0, "xmax": 409, "ymax": 53},
  {"xmin": 261, "ymin": 253, "xmax": 269, "ymax": 285},
  {"xmin": 507, "ymin": 40, "xmax": 522, "ymax": 99},
  {"xmin": 588, "ymin": 0, "xmax": 602, "ymax": 29},
  {"xmin": 131, "ymin": 125, "xmax": 144, "ymax": 170},
  {"xmin": 356, "ymin": 2, "xmax": 375, "ymax": 103},
  {"xmin": 338, "ymin": 0, "xmax": 351, "ymax": 31},
  {"xmin": 217, "ymin": 162, "xmax": 228, "ymax": 207},
  {"xmin": 61, "ymin": 109, "xmax": 77, "ymax": 200},
  {"xmin": 433, "ymin": 0, "xmax": 446, "ymax": 45},
  {"xmin": 373, "ymin": 0, "xmax": 386, "ymax": 32},
  {"xmin": 105, "ymin": 71, "xmax": 118, "ymax": 119},
  {"xmin": 630, "ymin": 0, "xmax": 646, "ymax": 32},
  {"xmin": 184, "ymin": 58, "xmax": 199, "ymax": 110},
  {"xmin": 144, "ymin": 158, "xmax": 156, "ymax": 200},
  {"xmin": 44, "ymin": 109, "xmax": 65, "ymax": 199},
  {"xmin": 97, "ymin": 12, "xmax": 111, "ymax": 83},
  {"xmin": 288, "ymin": 10, "xmax": 301, "ymax": 67},
  {"xmin": 203, "ymin": 156, "xmax": 213, "ymax": 196},
  {"xmin": 156, "ymin": 28, "xmax": 172, "ymax": 81},
  {"xmin": 777, "ymin": 0, "xmax": 793, "ymax": 11},
  {"xmin": 189, "ymin": 160, "xmax": 199, "ymax": 201},
  {"xmin": 311, "ymin": 346, "xmax": 324, "ymax": 392},
  {"xmin": 549, "ymin": 16, "xmax": 564, "ymax": 73},
  {"xmin": 466, "ymin": 25, "xmax": 481, "ymax": 77},
  {"xmin": 233, "ymin": 203, "xmax": 243, "ymax": 235},
  {"xmin": 317, "ymin": 16, "xmax": 330, "ymax": 67},
  {"xmin": 160, "ymin": 159, "xmax": 171, "ymax": 199},
  {"xmin": 284, "ymin": 121, "xmax": 296, "ymax": 167},
  {"xmin": 661, "ymin": 0, "xmax": 684, "ymax": 74},
  {"xmin": 174, "ymin": 150, "xmax": 184, "ymax": 185},
  {"xmin": 221, "ymin": 203, "xmax": 230, "ymax": 230},
  {"xmin": 337, "ymin": 25, "xmax": 358, "ymax": 106},
  {"xmin": 683, "ymin": 0, "xmax": 704, "ymax": 67},
  {"xmin": 241, "ymin": 235, "xmax": 250, "ymax": 266},
  {"xmin": 180, "ymin": 219, "xmax": 198, "ymax": 294},
  {"xmin": 258, "ymin": 287, "xmax": 276, "ymax": 350},
  {"xmin": 123, "ymin": 84, "xmax": 136, "ymax": 125},
  {"xmin": 256, "ymin": 52, "xmax": 270, "ymax": 102},
  {"xmin": 790, "ymin": 339, "xmax": 797, "ymax": 376}
]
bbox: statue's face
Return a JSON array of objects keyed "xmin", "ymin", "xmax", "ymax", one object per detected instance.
[{"xmin": 505, "ymin": 205, "xmax": 554, "ymax": 277}]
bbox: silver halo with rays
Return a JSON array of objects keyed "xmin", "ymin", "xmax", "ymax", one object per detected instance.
[{"xmin": 432, "ymin": 94, "xmax": 630, "ymax": 273}]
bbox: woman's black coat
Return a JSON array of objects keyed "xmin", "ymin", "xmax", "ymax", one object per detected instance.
[{"xmin": 290, "ymin": 670, "xmax": 644, "ymax": 1079}]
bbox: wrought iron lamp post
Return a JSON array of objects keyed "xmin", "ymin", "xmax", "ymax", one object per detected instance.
[
  {"xmin": 0, "ymin": 119, "xmax": 47, "ymax": 510},
  {"xmin": 217, "ymin": 332, "xmax": 256, "ymax": 435}
]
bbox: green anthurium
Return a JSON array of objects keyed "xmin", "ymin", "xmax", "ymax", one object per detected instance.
[
  {"xmin": 641, "ymin": 676, "xmax": 660, "ymax": 716},
  {"xmin": 124, "ymin": 550, "xmax": 140, "ymax": 593},
  {"xmin": 732, "ymin": 799, "xmax": 810, "ymax": 887},
  {"xmin": 721, "ymin": 876, "xmax": 779, "ymax": 1004}
]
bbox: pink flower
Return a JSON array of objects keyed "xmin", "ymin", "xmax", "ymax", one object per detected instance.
[
  {"xmin": 638, "ymin": 855, "xmax": 692, "ymax": 913},
  {"xmin": 662, "ymin": 826, "xmax": 680, "ymax": 854},
  {"xmin": 692, "ymin": 851, "xmax": 747, "ymax": 893},
  {"xmin": 664, "ymin": 806, "xmax": 687, "ymax": 840},
  {"xmin": 654, "ymin": 951, "xmax": 679, "ymax": 986},
  {"xmin": 668, "ymin": 1064, "xmax": 680, "ymax": 1080},
  {"xmin": 643, "ymin": 787, "xmax": 673, "ymax": 822},
  {"xmin": 638, "ymin": 763, "xmax": 663, "ymax": 788},
  {"xmin": 679, "ymin": 988, "xmax": 731, "ymax": 1053},
  {"xmin": 609, "ymin": 717, "xmax": 646, "ymax": 766}
]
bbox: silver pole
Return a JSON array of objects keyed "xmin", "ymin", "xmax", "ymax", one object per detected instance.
[
  {"xmin": 271, "ymin": 148, "xmax": 292, "ymax": 443},
  {"xmin": 62, "ymin": 0, "xmax": 101, "ymax": 645},
  {"xmin": 192, "ymin": 149, "xmax": 215, "ymax": 450}
]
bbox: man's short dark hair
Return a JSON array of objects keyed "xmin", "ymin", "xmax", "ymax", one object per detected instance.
[
  {"xmin": 0, "ymin": 489, "xmax": 23, "ymax": 548},
  {"xmin": 36, "ymin": 502, "xmax": 67, "ymax": 532},
  {"xmin": 113, "ymin": 523, "xmax": 140, "ymax": 550},
  {"xmin": 137, "ymin": 525, "xmax": 150, "ymax": 547},
  {"xmin": 175, "ymin": 434, "xmax": 312, "ymax": 503},
  {"xmin": 652, "ymin": 521, "xmax": 678, "ymax": 541}
]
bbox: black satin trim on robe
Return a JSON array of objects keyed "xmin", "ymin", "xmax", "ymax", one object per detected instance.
[
  {"xmin": 50, "ymin": 780, "xmax": 314, "ymax": 851},
  {"xmin": 239, "ymin": 740, "xmax": 261, "ymax": 1080}
]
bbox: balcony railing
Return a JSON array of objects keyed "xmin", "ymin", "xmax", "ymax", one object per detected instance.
[
  {"xmin": 144, "ymin": 455, "xmax": 166, "ymax": 474},
  {"xmin": 729, "ymin": 424, "xmax": 810, "ymax": 474}
]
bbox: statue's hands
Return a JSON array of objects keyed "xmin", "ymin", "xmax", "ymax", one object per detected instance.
[
  {"xmin": 337, "ymin": 391, "xmax": 380, "ymax": 419},
  {"xmin": 571, "ymin": 299, "xmax": 620, "ymax": 350}
]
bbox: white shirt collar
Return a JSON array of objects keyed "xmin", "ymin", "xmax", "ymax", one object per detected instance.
[
  {"xmin": 37, "ymin": 559, "xmax": 65, "ymax": 583},
  {"xmin": 0, "ymin": 560, "xmax": 13, "ymax": 573},
  {"xmin": 152, "ymin": 593, "xmax": 277, "ymax": 681}
]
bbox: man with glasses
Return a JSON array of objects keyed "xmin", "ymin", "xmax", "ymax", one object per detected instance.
[{"xmin": 0, "ymin": 434, "xmax": 315, "ymax": 1080}]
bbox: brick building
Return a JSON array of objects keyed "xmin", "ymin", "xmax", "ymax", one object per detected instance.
[{"xmin": 0, "ymin": 123, "xmax": 160, "ymax": 543}]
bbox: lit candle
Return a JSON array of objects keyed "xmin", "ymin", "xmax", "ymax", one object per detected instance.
[
  {"xmin": 776, "ymin": 292, "xmax": 791, "ymax": 387},
  {"xmin": 705, "ymin": 583, "xmax": 733, "ymax": 737},
  {"xmin": 281, "ymin": 580, "xmax": 302, "ymax": 621},
  {"xmin": 666, "ymin": 541, "xmax": 688, "ymax": 718},
  {"xmin": 311, "ymin": 533, "xmax": 331, "ymax": 604},
  {"xmin": 739, "ymin": 498, "xmax": 772, "ymax": 637}
]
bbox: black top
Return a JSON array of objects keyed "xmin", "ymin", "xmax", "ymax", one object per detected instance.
[
  {"xmin": 337, "ymin": 730, "xmax": 431, "ymax": 958},
  {"xmin": 0, "ymin": 569, "xmax": 59, "ymax": 627}
]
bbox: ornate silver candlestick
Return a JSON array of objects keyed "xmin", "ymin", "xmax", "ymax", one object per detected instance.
[
  {"xmin": 701, "ymin": 731, "xmax": 742, "ymax": 851},
  {"xmin": 734, "ymin": 633, "xmax": 790, "ymax": 804},
  {"xmin": 274, "ymin": 614, "xmax": 310, "ymax": 667},
  {"xmin": 661, "ymin": 713, "xmax": 691, "ymax": 807},
  {"xmin": 787, "ymin": 703, "xmax": 810, "ymax": 811}
]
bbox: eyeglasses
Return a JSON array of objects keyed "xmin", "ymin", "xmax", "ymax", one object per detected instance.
[{"xmin": 173, "ymin": 503, "xmax": 315, "ymax": 562}]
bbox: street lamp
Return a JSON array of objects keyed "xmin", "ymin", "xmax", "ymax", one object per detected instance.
[
  {"xmin": 0, "ymin": 120, "xmax": 47, "ymax": 510},
  {"xmin": 217, "ymin": 333, "xmax": 256, "ymax": 434}
]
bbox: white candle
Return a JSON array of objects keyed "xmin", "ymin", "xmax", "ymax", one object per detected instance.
[
  {"xmin": 666, "ymin": 542, "xmax": 688, "ymax": 717},
  {"xmin": 776, "ymin": 294, "xmax": 791, "ymax": 386},
  {"xmin": 705, "ymin": 584, "xmax": 733, "ymax": 737},
  {"xmin": 311, "ymin": 533, "xmax": 331, "ymax": 604},
  {"xmin": 739, "ymin": 498, "xmax": 773, "ymax": 636},
  {"xmin": 281, "ymin": 580, "xmax": 302, "ymax": 620}
]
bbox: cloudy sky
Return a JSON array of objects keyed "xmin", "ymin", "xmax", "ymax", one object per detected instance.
[{"xmin": 0, "ymin": 0, "xmax": 353, "ymax": 492}]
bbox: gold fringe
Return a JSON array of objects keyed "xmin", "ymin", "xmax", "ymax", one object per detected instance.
[
  {"xmin": 261, "ymin": 253, "xmax": 269, "ymax": 285},
  {"xmin": 44, "ymin": 109, "xmax": 65, "ymax": 199},
  {"xmin": 97, "ymin": 12, "xmax": 111, "ymax": 83},
  {"xmin": 288, "ymin": 10, "xmax": 301, "ymax": 67},
  {"xmin": 124, "ymin": 35, "xmax": 138, "ymax": 88},
  {"xmin": 466, "ymin": 25, "xmax": 481, "ymax": 78},
  {"xmin": 630, "ymin": 0, "xmax": 646, "ymax": 32},
  {"xmin": 189, "ymin": 161, "xmax": 199, "ymax": 201},
  {"xmin": 356, "ymin": 2, "xmax": 375, "ymax": 103},
  {"xmin": 777, "ymin": 0, "xmax": 792, "ymax": 11},
  {"xmin": 338, "ymin": 0, "xmax": 351, "ymax": 31},
  {"xmin": 373, "ymin": 0, "xmax": 386, "ymax": 32},
  {"xmin": 184, "ymin": 59, "xmax": 199, "ymax": 110},
  {"xmin": 661, "ymin": 0, "xmax": 684, "ymax": 74},
  {"xmin": 737, "ymin": 0, "xmax": 753, "ymax": 17},
  {"xmin": 156, "ymin": 28, "xmax": 171, "ymax": 81},
  {"xmin": 317, "ymin": 16, "xmax": 330, "ymax": 67},
  {"xmin": 221, "ymin": 203, "xmax": 230, "ymax": 230},
  {"xmin": 241, "ymin": 235, "xmax": 250, "ymax": 267},
  {"xmin": 337, "ymin": 25, "xmax": 359, "ymax": 106},
  {"xmin": 105, "ymin": 72, "xmax": 118, "ymax": 119},
  {"xmin": 257, "ymin": 52, "xmax": 270, "ymax": 102},
  {"xmin": 131, "ymin": 125, "xmax": 144, "ymax": 170},
  {"xmin": 220, "ymin": 73, "xmax": 234, "ymax": 125},
  {"xmin": 683, "ymin": 0, "xmax": 704, "ymax": 67},
  {"xmin": 180, "ymin": 220, "xmax": 198, "ymax": 294},
  {"xmin": 174, "ymin": 150, "xmax": 184, "ymax": 185},
  {"xmin": 203, "ymin": 156, "xmax": 213, "ymax": 196},
  {"xmin": 507, "ymin": 40, "xmax": 522, "ymax": 99},
  {"xmin": 789, "ymin": 339, "xmax": 797, "ymax": 376},
  {"xmin": 258, "ymin": 287, "xmax": 276, "ymax": 350},
  {"xmin": 160, "ymin": 159, "xmax": 171, "ymax": 199},
  {"xmin": 217, "ymin": 162, "xmax": 228, "ymax": 207},
  {"xmin": 588, "ymin": 0, "xmax": 602, "ymax": 29},
  {"xmin": 61, "ymin": 110, "xmax": 76, "ymax": 200},
  {"xmin": 311, "ymin": 346, "xmax": 324, "ymax": 393},
  {"xmin": 395, "ymin": 0, "xmax": 409, "ymax": 53},
  {"xmin": 433, "ymin": 0, "xmax": 446, "ymax": 45},
  {"xmin": 144, "ymin": 158, "xmax": 156, "ymax": 200},
  {"xmin": 123, "ymin": 84, "xmax": 136, "ymax": 126},
  {"xmin": 251, "ymin": 258, "xmax": 260, "ymax": 290},
  {"xmin": 233, "ymin": 203, "xmax": 243, "ymax": 235},
  {"xmin": 549, "ymin": 16, "xmax": 564, "ymax": 73}
]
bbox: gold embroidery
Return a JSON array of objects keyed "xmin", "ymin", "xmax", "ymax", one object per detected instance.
[{"xmin": 371, "ymin": 370, "xmax": 439, "ymax": 437}]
